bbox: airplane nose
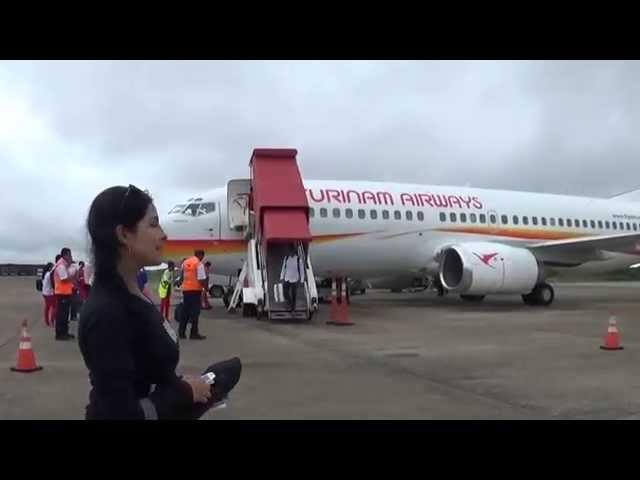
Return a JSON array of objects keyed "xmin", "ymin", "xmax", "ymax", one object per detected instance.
[
  {"xmin": 160, "ymin": 216, "xmax": 178, "ymax": 257},
  {"xmin": 160, "ymin": 214, "xmax": 196, "ymax": 262},
  {"xmin": 160, "ymin": 215, "xmax": 174, "ymax": 238}
]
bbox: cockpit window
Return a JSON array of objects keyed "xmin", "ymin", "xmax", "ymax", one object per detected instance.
[
  {"xmin": 198, "ymin": 202, "xmax": 216, "ymax": 215},
  {"xmin": 169, "ymin": 202, "xmax": 216, "ymax": 217},
  {"xmin": 182, "ymin": 202, "xmax": 216, "ymax": 217},
  {"xmin": 183, "ymin": 203, "xmax": 199, "ymax": 217},
  {"xmin": 168, "ymin": 204, "xmax": 186, "ymax": 214}
]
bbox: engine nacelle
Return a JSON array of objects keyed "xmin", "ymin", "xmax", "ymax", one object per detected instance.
[{"xmin": 439, "ymin": 242, "xmax": 542, "ymax": 295}]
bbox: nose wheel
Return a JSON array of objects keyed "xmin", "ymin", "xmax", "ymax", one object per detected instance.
[{"xmin": 522, "ymin": 282, "xmax": 554, "ymax": 306}]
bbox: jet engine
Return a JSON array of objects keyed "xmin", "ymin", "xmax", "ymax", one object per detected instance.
[{"xmin": 439, "ymin": 242, "xmax": 543, "ymax": 295}]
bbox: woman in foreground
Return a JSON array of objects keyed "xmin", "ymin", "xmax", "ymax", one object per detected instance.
[{"xmin": 78, "ymin": 185, "xmax": 212, "ymax": 420}]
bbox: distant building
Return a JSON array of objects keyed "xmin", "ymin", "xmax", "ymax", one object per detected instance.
[{"xmin": 0, "ymin": 264, "xmax": 45, "ymax": 277}]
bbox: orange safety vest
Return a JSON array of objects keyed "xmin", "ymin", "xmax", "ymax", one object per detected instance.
[
  {"xmin": 182, "ymin": 256, "xmax": 202, "ymax": 292},
  {"xmin": 53, "ymin": 259, "xmax": 73, "ymax": 296}
]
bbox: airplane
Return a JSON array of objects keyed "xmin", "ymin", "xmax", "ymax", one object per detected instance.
[{"xmin": 160, "ymin": 180, "xmax": 640, "ymax": 307}]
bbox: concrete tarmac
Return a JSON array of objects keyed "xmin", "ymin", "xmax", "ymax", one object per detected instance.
[{"xmin": 1, "ymin": 277, "xmax": 639, "ymax": 419}]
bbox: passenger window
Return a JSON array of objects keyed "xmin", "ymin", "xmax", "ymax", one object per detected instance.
[
  {"xmin": 634, "ymin": 223, "xmax": 638, "ymax": 231},
  {"xmin": 558, "ymin": 218, "xmax": 564, "ymax": 227},
  {"xmin": 382, "ymin": 210, "xmax": 390, "ymax": 220},
  {"xmin": 598, "ymin": 220, "xmax": 603, "ymax": 229},
  {"xmin": 417, "ymin": 211, "xmax": 424, "ymax": 221},
  {"xmin": 332, "ymin": 208, "xmax": 341, "ymax": 218},
  {"xmin": 460, "ymin": 213, "xmax": 467, "ymax": 223},
  {"xmin": 541, "ymin": 217, "xmax": 547, "ymax": 226},
  {"xmin": 345, "ymin": 208, "xmax": 354, "ymax": 219},
  {"xmin": 627, "ymin": 222, "xmax": 631, "ymax": 231},
  {"xmin": 370, "ymin": 210, "xmax": 378, "ymax": 220},
  {"xmin": 575, "ymin": 219, "xmax": 580, "ymax": 228},
  {"xmin": 481, "ymin": 214, "xmax": 488, "ymax": 224},
  {"xmin": 620, "ymin": 222, "xmax": 625, "ymax": 230},
  {"xmin": 532, "ymin": 216, "xmax": 538, "ymax": 226},
  {"xmin": 358, "ymin": 209, "xmax": 366, "ymax": 219},
  {"xmin": 513, "ymin": 215, "xmax": 519, "ymax": 225},
  {"xmin": 470, "ymin": 213, "xmax": 477, "ymax": 223},
  {"xmin": 550, "ymin": 218, "xmax": 556, "ymax": 227},
  {"xmin": 406, "ymin": 211, "xmax": 413, "ymax": 221},
  {"xmin": 309, "ymin": 208, "xmax": 315, "ymax": 218},
  {"xmin": 523, "ymin": 216, "xmax": 529, "ymax": 226},
  {"xmin": 394, "ymin": 210, "xmax": 402, "ymax": 220},
  {"xmin": 320, "ymin": 208, "xmax": 328, "ymax": 218},
  {"xmin": 567, "ymin": 219, "xmax": 572, "ymax": 227},
  {"xmin": 590, "ymin": 220, "xmax": 595, "ymax": 229},
  {"xmin": 613, "ymin": 222, "xmax": 617, "ymax": 230},
  {"xmin": 605, "ymin": 221, "xmax": 610, "ymax": 229},
  {"xmin": 439, "ymin": 212, "xmax": 446, "ymax": 222},
  {"xmin": 583, "ymin": 220, "xmax": 588, "ymax": 228},
  {"xmin": 450, "ymin": 213, "xmax": 457, "ymax": 222},
  {"xmin": 501, "ymin": 215, "xmax": 508, "ymax": 225}
]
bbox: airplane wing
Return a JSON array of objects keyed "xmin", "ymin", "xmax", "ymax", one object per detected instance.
[{"xmin": 527, "ymin": 232, "xmax": 640, "ymax": 257}]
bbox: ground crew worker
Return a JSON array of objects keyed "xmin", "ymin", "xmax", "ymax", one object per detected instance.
[
  {"xmin": 179, "ymin": 250, "xmax": 207, "ymax": 340},
  {"xmin": 53, "ymin": 247, "xmax": 75, "ymax": 340},
  {"xmin": 50, "ymin": 254, "xmax": 62, "ymax": 324},
  {"xmin": 159, "ymin": 261, "xmax": 176, "ymax": 321},
  {"xmin": 280, "ymin": 243, "xmax": 305, "ymax": 312},
  {"xmin": 201, "ymin": 261, "xmax": 212, "ymax": 310}
]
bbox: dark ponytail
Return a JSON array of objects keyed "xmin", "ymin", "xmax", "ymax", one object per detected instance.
[
  {"xmin": 42, "ymin": 262, "xmax": 53, "ymax": 280},
  {"xmin": 86, "ymin": 185, "xmax": 153, "ymax": 297}
]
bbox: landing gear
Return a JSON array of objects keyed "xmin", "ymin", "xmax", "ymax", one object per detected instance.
[
  {"xmin": 460, "ymin": 294, "xmax": 485, "ymax": 303},
  {"xmin": 522, "ymin": 282, "xmax": 554, "ymax": 306}
]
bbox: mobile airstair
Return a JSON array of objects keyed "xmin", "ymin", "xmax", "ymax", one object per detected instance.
[{"xmin": 227, "ymin": 149, "xmax": 318, "ymax": 321}]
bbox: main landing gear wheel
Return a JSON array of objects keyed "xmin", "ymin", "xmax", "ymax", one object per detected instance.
[
  {"xmin": 460, "ymin": 294, "xmax": 486, "ymax": 303},
  {"xmin": 522, "ymin": 282, "xmax": 554, "ymax": 306}
]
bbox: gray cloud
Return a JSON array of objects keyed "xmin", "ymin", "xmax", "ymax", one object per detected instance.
[{"xmin": 2, "ymin": 60, "xmax": 640, "ymax": 263}]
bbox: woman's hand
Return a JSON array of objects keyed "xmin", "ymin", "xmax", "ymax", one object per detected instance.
[{"xmin": 183, "ymin": 376, "xmax": 212, "ymax": 404}]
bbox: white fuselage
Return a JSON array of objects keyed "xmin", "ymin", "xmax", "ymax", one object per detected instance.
[{"xmin": 161, "ymin": 180, "xmax": 640, "ymax": 282}]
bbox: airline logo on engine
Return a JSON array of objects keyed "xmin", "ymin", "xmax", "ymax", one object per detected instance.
[{"xmin": 473, "ymin": 252, "xmax": 498, "ymax": 268}]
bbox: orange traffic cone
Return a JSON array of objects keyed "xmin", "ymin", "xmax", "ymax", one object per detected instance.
[
  {"xmin": 327, "ymin": 277, "xmax": 354, "ymax": 326},
  {"xmin": 600, "ymin": 315, "xmax": 624, "ymax": 351},
  {"xmin": 10, "ymin": 319, "xmax": 43, "ymax": 373}
]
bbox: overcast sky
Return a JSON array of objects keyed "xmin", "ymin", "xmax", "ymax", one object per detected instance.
[{"xmin": 2, "ymin": 60, "xmax": 639, "ymax": 263}]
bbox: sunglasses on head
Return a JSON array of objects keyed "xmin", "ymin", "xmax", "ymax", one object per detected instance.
[{"xmin": 119, "ymin": 184, "xmax": 150, "ymax": 218}]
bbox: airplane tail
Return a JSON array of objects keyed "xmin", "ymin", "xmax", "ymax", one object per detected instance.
[{"xmin": 609, "ymin": 188, "xmax": 640, "ymax": 203}]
